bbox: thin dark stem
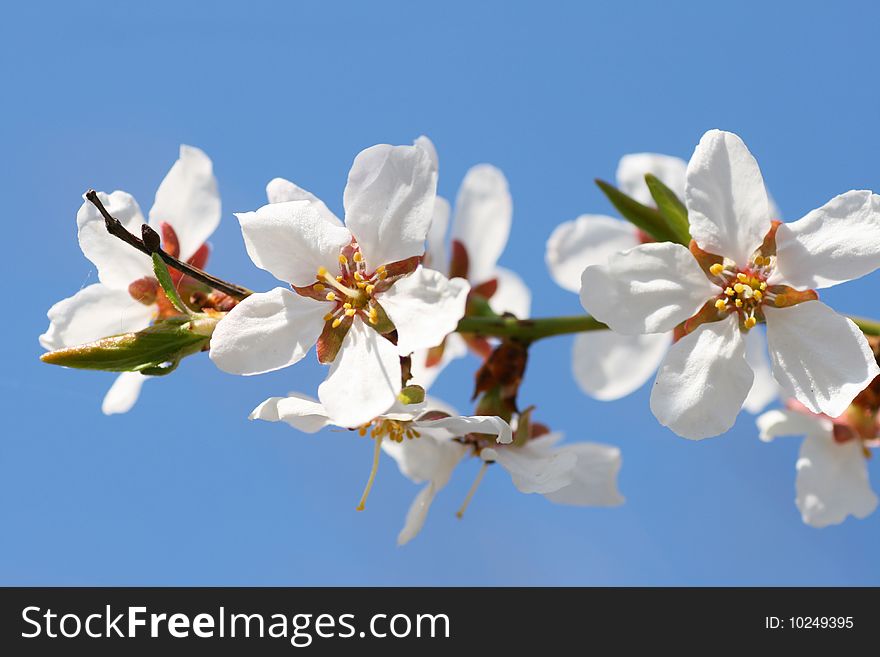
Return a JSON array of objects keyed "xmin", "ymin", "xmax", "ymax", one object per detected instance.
[{"xmin": 85, "ymin": 190, "xmax": 252, "ymax": 300}]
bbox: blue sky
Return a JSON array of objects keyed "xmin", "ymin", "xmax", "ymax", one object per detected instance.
[{"xmin": 2, "ymin": 0, "xmax": 879, "ymax": 585}]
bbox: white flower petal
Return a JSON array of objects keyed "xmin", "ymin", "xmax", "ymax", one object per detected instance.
[
  {"xmin": 492, "ymin": 440, "xmax": 577, "ymax": 494},
  {"xmin": 235, "ymin": 200, "xmax": 353, "ymax": 287},
  {"xmin": 450, "ymin": 164, "xmax": 512, "ymax": 284},
  {"xmin": 39, "ymin": 284, "xmax": 154, "ymax": 351},
  {"xmin": 396, "ymin": 483, "xmax": 438, "ymax": 546},
  {"xmin": 416, "ymin": 414, "xmax": 512, "ymax": 445},
  {"xmin": 318, "ymin": 321, "xmax": 402, "ymax": 428},
  {"xmin": 209, "ymin": 288, "xmax": 327, "ymax": 375},
  {"xmin": 616, "ymin": 152, "xmax": 687, "ymax": 207},
  {"xmin": 756, "ymin": 408, "xmax": 831, "ymax": 443},
  {"xmin": 413, "ymin": 135, "xmax": 439, "ymax": 170},
  {"xmin": 580, "ymin": 242, "xmax": 718, "ymax": 335},
  {"xmin": 764, "ymin": 301, "xmax": 879, "ymax": 417},
  {"xmin": 650, "ymin": 315, "xmax": 754, "ymax": 440},
  {"xmin": 742, "ymin": 327, "xmax": 778, "ymax": 413},
  {"xmin": 543, "ymin": 443, "xmax": 625, "ymax": 507},
  {"xmin": 572, "ymin": 331, "xmax": 670, "ymax": 401},
  {"xmin": 796, "ymin": 430, "xmax": 878, "ymax": 528},
  {"xmin": 148, "ymin": 145, "xmax": 221, "ymax": 261},
  {"xmin": 77, "ymin": 191, "xmax": 152, "ymax": 289},
  {"xmin": 382, "ymin": 430, "xmax": 466, "ymax": 485},
  {"xmin": 249, "ymin": 392, "xmax": 332, "ymax": 433},
  {"xmin": 772, "ymin": 191, "xmax": 880, "ymax": 289},
  {"xmin": 489, "ymin": 267, "xmax": 531, "ymax": 318},
  {"xmin": 102, "ymin": 372, "xmax": 148, "ymax": 415},
  {"xmin": 408, "ymin": 332, "xmax": 468, "ymax": 390},
  {"xmin": 343, "ymin": 143, "xmax": 437, "ymax": 270},
  {"xmin": 379, "ymin": 266, "xmax": 470, "ymax": 355},
  {"xmin": 424, "ymin": 196, "xmax": 450, "ymax": 272},
  {"xmin": 545, "ymin": 215, "xmax": 639, "ymax": 293},
  {"xmin": 685, "ymin": 130, "xmax": 771, "ymax": 264},
  {"xmin": 265, "ymin": 177, "xmax": 343, "ymax": 226}
]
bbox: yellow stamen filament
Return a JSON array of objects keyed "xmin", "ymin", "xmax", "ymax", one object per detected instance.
[
  {"xmin": 356, "ymin": 435, "xmax": 384, "ymax": 512},
  {"xmin": 709, "ymin": 263, "xmax": 725, "ymax": 276},
  {"xmin": 456, "ymin": 461, "xmax": 489, "ymax": 519},
  {"xmin": 317, "ymin": 266, "xmax": 328, "ymax": 277}
]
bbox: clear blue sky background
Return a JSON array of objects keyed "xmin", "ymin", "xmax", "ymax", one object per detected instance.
[{"xmin": 2, "ymin": 1, "xmax": 879, "ymax": 585}]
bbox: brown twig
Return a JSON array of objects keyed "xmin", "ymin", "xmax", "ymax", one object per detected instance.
[{"xmin": 85, "ymin": 190, "xmax": 252, "ymax": 300}]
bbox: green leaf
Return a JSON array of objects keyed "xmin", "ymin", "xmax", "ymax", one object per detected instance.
[
  {"xmin": 595, "ymin": 179, "xmax": 682, "ymax": 244},
  {"xmin": 644, "ymin": 174, "xmax": 691, "ymax": 244},
  {"xmin": 151, "ymin": 252, "xmax": 189, "ymax": 314},
  {"xmin": 41, "ymin": 318, "xmax": 208, "ymax": 372}
]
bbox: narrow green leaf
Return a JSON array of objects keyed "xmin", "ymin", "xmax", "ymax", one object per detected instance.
[
  {"xmin": 41, "ymin": 318, "xmax": 208, "ymax": 372},
  {"xmin": 595, "ymin": 179, "xmax": 681, "ymax": 244},
  {"xmin": 644, "ymin": 173, "xmax": 691, "ymax": 244},
  {"xmin": 151, "ymin": 252, "xmax": 189, "ymax": 314}
]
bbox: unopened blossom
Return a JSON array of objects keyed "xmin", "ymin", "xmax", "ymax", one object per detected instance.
[
  {"xmin": 409, "ymin": 137, "xmax": 531, "ymax": 388},
  {"xmin": 581, "ymin": 130, "xmax": 880, "ymax": 439},
  {"xmin": 249, "ymin": 393, "xmax": 511, "ymax": 545},
  {"xmin": 546, "ymin": 153, "xmax": 778, "ymax": 410},
  {"xmin": 39, "ymin": 145, "xmax": 221, "ymax": 414},
  {"xmin": 209, "ymin": 142, "xmax": 470, "ymax": 428},
  {"xmin": 757, "ymin": 400, "xmax": 878, "ymax": 528}
]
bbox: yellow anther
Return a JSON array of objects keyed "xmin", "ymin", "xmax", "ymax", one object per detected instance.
[
  {"xmin": 754, "ymin": 256, "xmax": 765, "ymax": 266},
  {"xmin": 358, "ymin": 425, "xmax": 368, "ymax": 437},
  {"xmin": 735, "ymin": 299, "xmax": 743, "ymax": 308},
  {"xmin": 733, "ymin": 283, "xmax": 744, "ymax": 294},
  {"xmin": 375, "ymin": 265, "xmax": 386, "ymax": 274},
  {"xmin": 759, "ymin": 281, "xmax": 767, "ymax": 290},
  {"xmin": 736, "ymin": 272, "xmax": 748, "ymax": 282},
  {"xmin": 323, "ymin": 312, "xmax": 334, "ymax": 322},
  {"xmin": 343, "ymin": 302, "xmax": 352, "ymax": 309},
  {"xmin": 317, "ymin": 266, "xmax": 328, "ymax": 277},
  {"xmin": 338, "ymin": 254, "xmax": 348, "ymax": 265},
  {"xmin": 725, "ymin": 287, "xmax": 735, "ymax": 297},
  {"xmin": 353, "ymin": 252, "xmax": 363, "ymax": 263},
  {"xmin": 353, "ymin": 271, "xmax": 364, "ymax": 282},
  {"xmin": 336, "ymin": 275, "xmax": 343, "ymax": 282},
  {"xmin": 313, "ymin": 283, "xmax": 325, "ymax": 292},
  {"xmin": 744, "ymin": 316, "xmax": 757, "ymax": 329},
  {"xmin": 368, "ymin": 316, "xmax": 378, "ymax": 325},
  {"xmin": 325, "ymin": 292, "xmax": 336, "ymax": 301},
  {"xmin": 365, "ymin": 284, "xmax": 375, "ymax": 295},
  {"xmin": 709, "ymin": 263, "xmax": 725, "ymax": 276},
  {"xmin": 753, "ymin": 290, "xmax": 763, "ymax": 301},
  {"xmin": 356, "ymin": 281, "xmax": 367, "ymax": 289},
  {"xmin": 345, "ymin": 308, "xmax": 357, "ymax": 317},
  {"xmin": 377, "ymin": 271, "xmax": 388, "ymax": 280},
  {"xmin": 750, "ymin": 277, "xmax": 760, "ymax": 288},
  {"xmin": 715, "ymin": 299, "xmax": 727, "ymax": 311},
  {"xmin": 332, "ymin": 318, "xmax": 343, "ymax": 329}
]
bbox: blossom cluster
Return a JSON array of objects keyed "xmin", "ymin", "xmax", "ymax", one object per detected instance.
[{"xmin": 41, "ymin": 130, "xmax": 880, "ymax": 542}]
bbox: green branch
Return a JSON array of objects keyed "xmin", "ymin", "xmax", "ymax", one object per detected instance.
[
  {"xmin": 456, "ymin": 315, "xmax": 607, "ymax": 341},
  {"xmin": 851, "ymin": 316, "xmax": 880, "ymax": 337}
]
